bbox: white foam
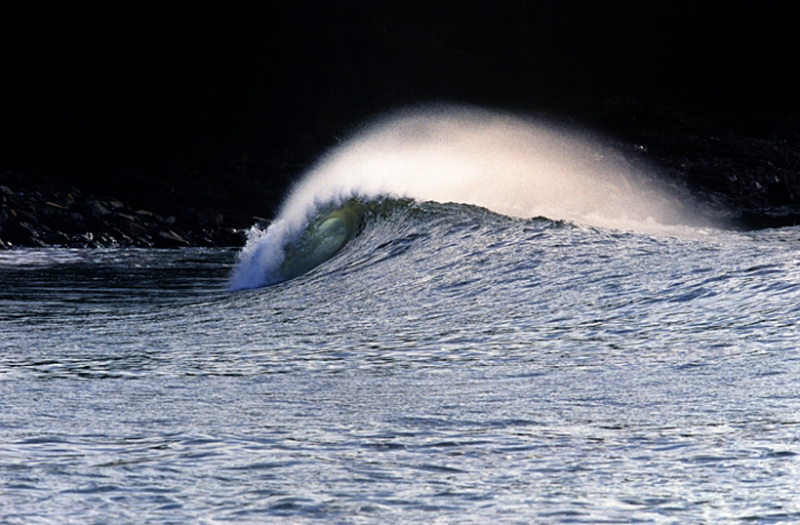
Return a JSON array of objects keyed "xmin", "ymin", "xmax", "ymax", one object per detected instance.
[{"xmin": 231, "ymin": 105, "xmax": 708, "ymax": 289}]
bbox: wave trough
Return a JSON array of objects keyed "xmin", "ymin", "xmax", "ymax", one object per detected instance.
[{"xmin": 230, "ymin": 105, "xmax": 705, "ymax": 289}]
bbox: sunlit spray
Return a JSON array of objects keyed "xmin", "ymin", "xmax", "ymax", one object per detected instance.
[{"xmin": 230, "ymin": 104, "xmax": 705, "ymax": 289}]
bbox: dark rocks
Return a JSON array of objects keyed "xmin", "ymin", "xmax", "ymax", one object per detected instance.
[
  {"xmin": 154, "ymin": 230, "xmax": 191, "ymax": 248},
  {"xmin": 735, "ymin": 208, "xmax": 800, "ymax": 230},
  {"xmin": 614, "ymin": 122, "xmax": 800, "ymax": 229},
  {"xmin": 765, "ymin": 176, "xmax": 795, "ymax": 206},
  {"xmin": 43, "ymin": 231, "xmax": 71, "ymax": 245},
  {"xmin": 0, "ymin": 172, "xmax": 246, "ymax": 249},
  {"xmin": 3, "ymin": 218, "xmax": 44, "ymax": 247}
]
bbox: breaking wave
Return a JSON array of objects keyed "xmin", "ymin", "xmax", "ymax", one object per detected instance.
[{"xmin": 230, "ymin": 105, "xmax": 710, "ymax": 289}]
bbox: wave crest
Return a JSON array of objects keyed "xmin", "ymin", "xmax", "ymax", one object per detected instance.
[{"xmin": 230, "ymin": 105, "xmax": 706, "ymax": 289}]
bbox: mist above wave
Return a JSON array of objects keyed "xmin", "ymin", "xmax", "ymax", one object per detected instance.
[
  {"xmin": 284, "ymin": 105, "xmax": 702, "ymax": 229},
  {"xmin": 231, "ymin": 105, "xmax": 709, "ymax": 289}
]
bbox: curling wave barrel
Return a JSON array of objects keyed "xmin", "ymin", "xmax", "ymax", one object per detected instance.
[{"xmin": 279, "ymin": 201, "xmax": 361, "ymax": 280}]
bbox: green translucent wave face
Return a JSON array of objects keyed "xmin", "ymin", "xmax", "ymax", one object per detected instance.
[{"xmin": 279, "ymin": 199, "xmax": 362, "ymax": 281}]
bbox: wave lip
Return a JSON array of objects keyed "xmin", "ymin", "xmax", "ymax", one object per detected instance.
[
  {"xmin": 230, "ymin": 104, "xmax": 710, "ymax": 290},
  {"xmin": 229, "ymin": 200, "xmax": 361, "ymax": 290}
]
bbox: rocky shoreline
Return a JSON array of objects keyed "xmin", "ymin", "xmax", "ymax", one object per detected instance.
[
  {"xmin": 626, "ymin": 125, "xmax": 800, "ymax": 230},
  {"xmin": 0, "ymin": 171, "xmax": 248, "ymax": 249}
]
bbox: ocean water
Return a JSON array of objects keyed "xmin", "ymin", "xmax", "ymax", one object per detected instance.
[
  {"xmin": 2, "ymin": 206, "xmax": 799, "ymax": 524},
  {"xmin": 2, "ymin": 107, "xmax": 800, "ymax": 523}
]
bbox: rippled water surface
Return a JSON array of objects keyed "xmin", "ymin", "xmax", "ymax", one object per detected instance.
[{"xmin": 2, "ymin": 207, "xmax": 799, "ymax": 524}]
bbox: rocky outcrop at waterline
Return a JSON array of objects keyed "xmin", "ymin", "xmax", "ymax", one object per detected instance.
[
  {"xmin": 0, "ymin": 172, "xmax": 246, "ymax": 249},
  {"xmin": 626, "ymin": 125, "xmax": 800, "ymax": 230}
]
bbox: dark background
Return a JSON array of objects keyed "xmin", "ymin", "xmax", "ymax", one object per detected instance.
[{"xmin": 1, "ymin": 1, "xmax": 798, "ymax": 227}]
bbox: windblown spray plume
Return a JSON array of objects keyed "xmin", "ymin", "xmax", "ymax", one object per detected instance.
[{"xmin": 230, "ymin": 105, "xmax": 702, "ymax": 289}]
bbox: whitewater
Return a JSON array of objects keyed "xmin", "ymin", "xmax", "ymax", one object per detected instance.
[
  {"xmin": 2, "ymin": 106, "xmax": 799, "ymax": 524},
  {"xmin": 230, "ymin": 105, "xmax": 716, "ymax": 289}
]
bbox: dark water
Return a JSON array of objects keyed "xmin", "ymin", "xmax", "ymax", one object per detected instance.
[{"xmin": 2, "ymin": 201, "xmax": 799, "ymax": 524}]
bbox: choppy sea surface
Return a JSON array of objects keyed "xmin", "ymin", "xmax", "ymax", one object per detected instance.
[{"xmin": 2, "ymin": 198, "xmax": 799, "ymax": 524}]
